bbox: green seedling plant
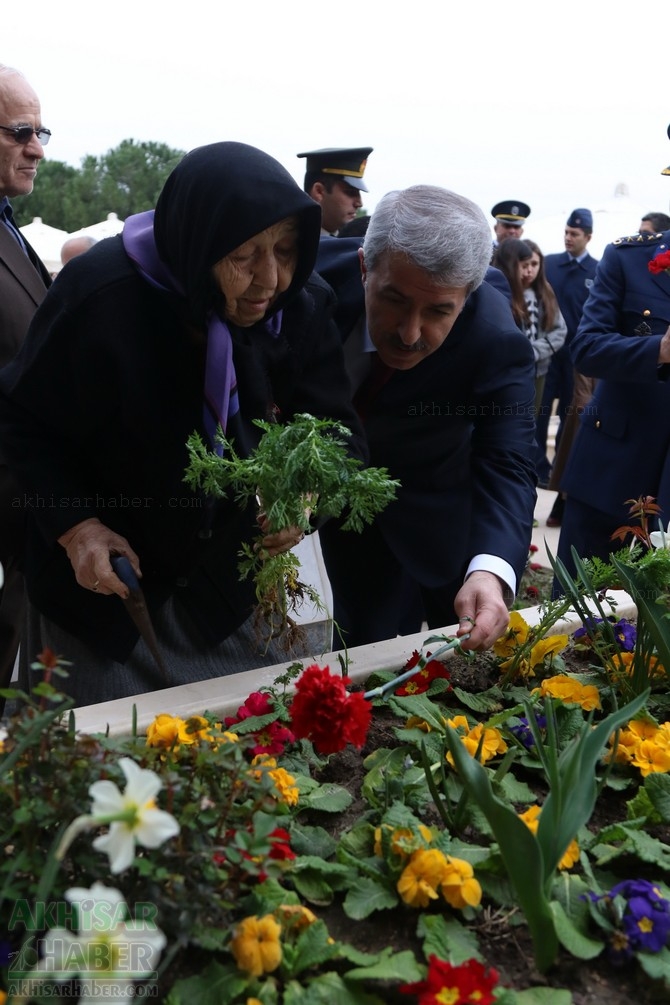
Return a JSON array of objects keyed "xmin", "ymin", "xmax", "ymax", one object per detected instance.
[
  {"xmin": 184, "ymin": 413, "xmax": 399, "ymax": 648},
  {"xmin": 442, "ymin": 688, "xmax": 649, "ymax": 973}
]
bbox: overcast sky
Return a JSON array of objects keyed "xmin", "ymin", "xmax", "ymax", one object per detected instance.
[{"xmin": 5, "ymin": 0, "xmax": 670, "ymax": 245}]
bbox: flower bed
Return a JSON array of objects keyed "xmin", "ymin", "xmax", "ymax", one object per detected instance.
[{"xmin": 7, "ymin": 588, "xmax": 670, "ymax": 1005}]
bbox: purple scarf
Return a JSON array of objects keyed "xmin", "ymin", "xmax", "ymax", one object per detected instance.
[{"xmin": 122, "ymin": 209, "xmax": 239, "ymax": 454}]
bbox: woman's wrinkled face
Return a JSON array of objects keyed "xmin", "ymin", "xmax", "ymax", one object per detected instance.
[{"xmin": 212, "ymin": 215, "xmax": 299, "ymax": 326}]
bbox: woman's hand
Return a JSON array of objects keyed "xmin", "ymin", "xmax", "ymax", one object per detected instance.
[
  {"xmin": 453, "ymin": 571, "xmax": 509, "ymax": 651},
  {"xmin": 256, "ymin": 512, "xmax": 305, "ymax": 557},
  {"xmin": 58, "ymin": 518, "xmax": 141, "ymax": 598}
]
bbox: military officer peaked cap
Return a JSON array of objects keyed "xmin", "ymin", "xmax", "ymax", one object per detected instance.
[
  {"xmin": 297, "ymin": 146, "xmax": 373, "ymax": 192},
  {"xmin": 566, "ymin": 208, "xmax": 593, "ymax": 230},
  {"xmin": 491, "ymin": 200, "xmax": 531, "ymax": 224}
]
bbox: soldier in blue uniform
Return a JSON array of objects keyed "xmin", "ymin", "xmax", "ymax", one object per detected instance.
[
  {"xmin": 297, "ymin": 146, "xmax": 373, "ymax": 236},
  {"xmin": 536, "ymin": 208, "xmax": 599, "ymax": 492},
  {"xmin": 491, "ymin": 199, "xmax": 531, "ymax": 248},
  {"xmin": 556, "ymin": 136, "xmax": 670, "ymax": 579}
]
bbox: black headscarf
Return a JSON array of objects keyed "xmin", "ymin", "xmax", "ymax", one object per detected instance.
[{"xmin": 152, "ymin": 141, "xmax": 322, "ymax": 326}]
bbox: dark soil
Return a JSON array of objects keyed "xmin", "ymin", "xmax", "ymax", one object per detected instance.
[{"xmin": 308, "ymin": 650, "xmax": 670, "ymax": 1005}]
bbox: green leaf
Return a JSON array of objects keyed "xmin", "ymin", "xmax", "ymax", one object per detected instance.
[
  {"xmin": 644, "ymin": 772, "xmax": 670, "ymax": 823},
  {"xmin": 344, "ymin": 948, "xmax": 423, "ymax": 982},
  {"xmin": 537, "ymin": 690, "xmax": 649, "ymax": 877},
  {"xmin": 613, "ymin": 558, "xmax": 670, "ymax": 672},
  {"xmin": 497, "ymin": 773, "xmax": 538, "ymax": 804},
  {"xmin": 343, "ymin": 877, "xmax": 398, "ymax": 919},
  {"xmin": 452, "ymin": 686, "xmax": 504, "ymax": 714},
  {"xmin": 550, "ymin": 900, "xmax": 604, "ymax": 959},
  {"xmin": 301, "ymin": 783, "xmax": 353, "ymax": 813},
  {"xmin": 443, "ymin": 725, "xmax": 559, "ymax": 972},
  {"xmin": 283, "ymin": 973, "xmax": 385, "ymax": 1004},
  {"xmin": 166, "ymin": 960, "xmax": 247, "ymax": 1005},
  {"xmin": 417, "ymin": 912, "xmax": 483, "ymax": 964},
  {"xmin": 290, "ymin": 823, "xmax": 338, "ymax": 860},
  {"xmin": 387, "ymin": 693, "xmax": 449, "ymax": 730},
  {"xmin": 291, "ymin": 872, "xmax": 335, "ymax": 904},
  {"xmin": 512, "ymin": 990, "xmax": 573, "ymax": 1005},
  {"xmin": 636, "ymin": 945, "xmax": 670, "ymax": 984},
  {"xmin": 291, "ymin": 856, "xmax": 355, "ymax": 902},
  {"xmin": 283, "ymin": 920, "xmax": 340, "ymax": 977}
]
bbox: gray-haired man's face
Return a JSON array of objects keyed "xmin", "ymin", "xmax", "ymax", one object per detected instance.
[{"xmin": 360, "ymin": 248, "xmax": 467, "ymax": 371}]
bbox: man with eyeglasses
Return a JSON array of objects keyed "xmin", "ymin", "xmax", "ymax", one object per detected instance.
[{"xmin": 0, "ymin": 64, "xmax": 51, "ymax": 706}]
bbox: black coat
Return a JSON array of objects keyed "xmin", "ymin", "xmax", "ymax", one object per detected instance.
[{"xmin": 0, "ymin": 236, "xmax": 365, "ymax": 660}]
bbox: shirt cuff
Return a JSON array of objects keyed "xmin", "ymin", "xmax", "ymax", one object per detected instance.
[{"xmin": 465, "ymin": 554, "xmax": 516, "ymax": 606}]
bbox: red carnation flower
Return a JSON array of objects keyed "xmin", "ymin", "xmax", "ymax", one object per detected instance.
[
  {"xmin": 289, "ymin": 664, "xmax": 372, "ymax": 754},
  {"xmin": 648, "ymin": 249, "xmax": 670, "ymax": 275}
]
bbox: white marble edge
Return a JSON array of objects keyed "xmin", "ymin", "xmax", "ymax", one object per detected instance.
[{"xmin": 70, "ymin": 591, "xmax": 637, "ymax": 738}]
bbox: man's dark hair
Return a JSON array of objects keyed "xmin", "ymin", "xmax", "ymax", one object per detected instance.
[
  {"xmin": 641, "ymin": 211, "xmax": 670, "ymax": 232},
  {"xmin": 304, "ymin": 172, "xmax": 337, "ymax": 195}
]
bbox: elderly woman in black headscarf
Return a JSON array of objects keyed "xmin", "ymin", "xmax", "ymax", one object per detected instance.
[{"xmin": 0, "ymin": 141, "xmax": 366, "ymax": 706}]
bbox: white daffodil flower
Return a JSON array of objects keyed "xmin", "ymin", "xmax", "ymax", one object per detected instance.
[
  {"xmin": 35, "ymin": 882, "xmax": 166, "ymax": 1005},
  {"xmin": 89, "ymin": 757, "xmax": 180, "ymax": 873},
  {"xmin": 57, "ymin": 756, "xmax": 179, "ymax": 874},
  {"xmin": 649, "ymin": 522, "xmax": 670, "ymax": 550}
]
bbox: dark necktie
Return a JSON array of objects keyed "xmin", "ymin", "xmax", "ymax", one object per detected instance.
[{"xmin": 352, "ymin": 352, "xmax": 394, "ymax": 421}]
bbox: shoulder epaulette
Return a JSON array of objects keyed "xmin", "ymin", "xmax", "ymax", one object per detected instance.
[{"xmin": 611, "ymin": 232, "xmax": 665, "ymax": 247}]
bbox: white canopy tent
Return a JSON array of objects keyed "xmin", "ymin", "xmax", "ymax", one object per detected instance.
[
  {"xmin": 68, "ymin": 212, "xmax": 125, "ymax": 242},
  {"xmin": 522, "ymin": 185, "xmax": 649, "ymax": 261},
  {"xmin": 18, "ymin": 217, "xmax": 69, "ymax": 275}
]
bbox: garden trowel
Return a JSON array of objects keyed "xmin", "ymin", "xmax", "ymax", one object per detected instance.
[{"xmin": 111, "ymin": 554, "xmax": 170, "ymax": 684}]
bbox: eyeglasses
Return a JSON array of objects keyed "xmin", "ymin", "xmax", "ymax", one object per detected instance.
[{"xmin": 0, "ymin": 124, "xmax": 51, "ymax": 146}]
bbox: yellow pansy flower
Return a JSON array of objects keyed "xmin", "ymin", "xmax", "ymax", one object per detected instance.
[
  {"xmin": 440, "ymin": 855, "xmax": 482, "ymax": 909},
  {"xmin": 534, "ymin": 674, "xmax": 601, "ymax": 711},
  {"xmin": 268, "ymin": 766, "xmax": 300, "ymax": 806},
  {"xmin": 230, "ymin": 914, "xmax": 282, "ymax": 977},
  {"xmin": 493, "ymin": 611, "xmax": 530, "ymax": 659},
  {"xmin": 145, "ymin": 713, "xmax": 186, "ymax": 749},
  {"xmin": 630, "ymin": 739, "xmax": 670, "ymax": 777},
  {"xmin": 397, "ymin": 848, "xmax": 449, "ymax": 908}
]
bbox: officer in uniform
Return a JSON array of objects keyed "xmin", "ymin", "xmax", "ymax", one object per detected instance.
[
  {"xmin": 556, "ymin": 127, "xmax": 670, "ymax": 578},
  {"xmin": 536, "ymin": 208, "xmax": 599, "ymax": 493},
  {"xmin": 297, "ymin": 146, "xmax": 372, "ymax": 236},
  {"xmin": 491, "ymin": 199, "xmax": 531, "ymax": 246}
]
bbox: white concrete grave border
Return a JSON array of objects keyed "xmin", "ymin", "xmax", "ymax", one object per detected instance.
[{"xmin": 71, "ymin": 592, "xmax": 637, "ymax": 738}]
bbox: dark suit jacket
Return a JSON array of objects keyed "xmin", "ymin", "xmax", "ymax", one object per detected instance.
[
  {"xmin": 0, "ymin": 221, "xmax": 50, "ymax": 555},
  {"xmin": 562, "ymin": 230, "xmax": 670, "ymax": 524},
  {"xmin": 317, "ymin": 241, "xmax": 537, "ymax": 591},
  {"xmin": 0, "ymin": 223, "xmax": 51, "ymax": 362}
]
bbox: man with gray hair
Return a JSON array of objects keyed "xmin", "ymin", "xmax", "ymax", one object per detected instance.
[
  {"xmin": 0, "ymin": 64, "xmax": 51, "ymax": 700},
  {"xmin": 318, "ymin": 184, "xmax": 537, "ymax": 651}
]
